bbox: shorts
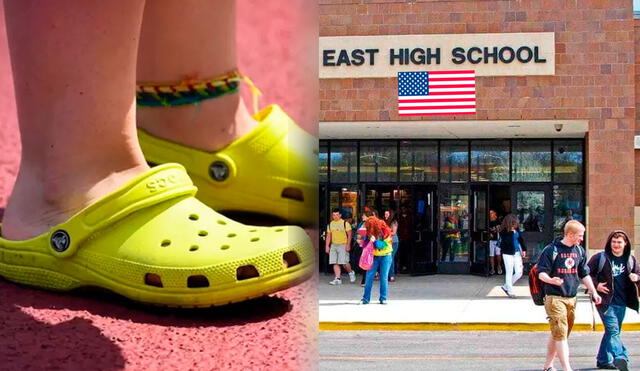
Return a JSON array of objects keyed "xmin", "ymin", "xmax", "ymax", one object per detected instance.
[
  {"xmin": 329, "ymin": 244, "xmax": 350, "ymax": 265},
  {"xmin": 544, "ymin": 295, "xmax": 577, "ymax": 340},
  {"xmin": 489, "ymin": 240, "xmax": 501, "ymax": 256}
]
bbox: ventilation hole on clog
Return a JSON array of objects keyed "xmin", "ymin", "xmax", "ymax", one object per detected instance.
[
  {"xmin": 189, "ymin": 245, "xmax": 199, "ymax": 252},
  {"xmin": 236, "ymin": 265, "xmax": 259, "ymax": 281},
  {"xmin": 198, "ymin": 231, "xmax": 208, "ymax": 237},
  {"xmin": 145, "ymin": 273, "xmax": 163, "ymax": 287},
  {"xmin": 187, "ymin": 275, "xmax": 209, "ymax": 288},
  {"xmin": 227, "ymin": 233, "xmax": 236, "ymax": 238},
  {"xmin": 249, "ymin": 229, "xmax": 257, "ymax": 232},
  {"xmin": 250, "ymin": 237, "xmax": 260, "ymax": 242},
  {"xmin": 189, "ymin": 214, "xmax": 199, "ymax": 221},
  {"xmin": 275, "ymin": 228, "xmax": 284, "ymax": 232},
  {"xmin": 217, "ymin": 220, "xmax": 227, "ymax": 225},
  {"xmin": 220, "ymin": 245, "xmax": 230, "ymax": 250},
  {"xmin": 283, "ymin": 251, "xmax": 301, "ymax": 268},
  {"xmin": 281, "ymin": 187, "xmax": 304, "ymax": 202},
  {"xmin": 161, "ymin": 240, "xmax": 171, "ymax": 247}
]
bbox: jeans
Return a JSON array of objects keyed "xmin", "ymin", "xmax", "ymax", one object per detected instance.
[
  {"xmin": 362, "ymin": 254, "xmax": 392, "ymax": 303},
  {"xmin": 597, "ymin": 304, "xmax": 629, "ymax": 365},
  {"xmin": 388, "ymin": 239, "xmax": 399, "ymax": 277},
  {"xmin": 502, "ymin": 253, "xmax": 523, "ymax": 295}
]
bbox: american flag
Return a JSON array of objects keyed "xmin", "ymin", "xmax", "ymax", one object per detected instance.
[{"xmin": 398, "ymin": 70, "xmax": 476, "ymax": 116}]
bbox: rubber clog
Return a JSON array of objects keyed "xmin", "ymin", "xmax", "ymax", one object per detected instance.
[
  {"xmin": 0, "ymin": 164, "xmax": 313, "ymax": 307},
  {"xmin": 138, "ymin": 105, "xmax": 317, "ymax": 225}
]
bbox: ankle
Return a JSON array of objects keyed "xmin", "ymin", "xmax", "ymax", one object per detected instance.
[
  {"xmin": 2, "ymin": 163, "xmax": 148, "ymax": 240},
  {"xmin": 137, "ymin": 94, "xmax": 258, "ymax": 152}
]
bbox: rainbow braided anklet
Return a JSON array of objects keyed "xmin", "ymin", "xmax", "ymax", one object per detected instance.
[{"xmin": 137, "ymin": 69, "xmax": 243, "ymax": 107}]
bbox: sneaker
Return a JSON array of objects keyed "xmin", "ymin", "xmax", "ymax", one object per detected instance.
[
  {"xmin": 360, "ymin": 299, "xmax": 369, "ymax": 305},
  {"xmin": 389, "ymin": 276, "xmax": 395, "ymax": 282},
  {"xmin": 348, "ymin": 271, "xmax": 356, "ymax": 283},
  {"xmin": 614, "ymin": 359, "xmax": 629, "ymax": 371},
  {"xmin": 379, "ymin": 300, "xmax": 387, "ymax": 305},
  {"xmin": 596, "ymin": 363, "xmax": 618, "ymax": 369},
  {"xmin": 489, "ymin": 268, "xmax": 495, "ymax": 275},
  {"xmin": 329, "ymin": 278, "xmax": 342, "ymax": 285},
  {"xmin": 497, "ymin": 266, "xmax": 503, "ymax": 275}
]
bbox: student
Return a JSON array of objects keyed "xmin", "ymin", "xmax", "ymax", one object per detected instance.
[
  {"xmin": 361, "ymin": 210, "xmax": 393, "ymax": 304},
  {"xmin": 499, "ymin": 214, "xmax": 526, "ymax": 298},
  {"xmin": 588, "ymin": 230, "xmax": 640, "ymax": 371},
  {"xmin": 537, "ymin": 220, "xmax": 601, "ymax": 371},
  {"xmin": 325, "ymin": 208, "xmax": 356, "ymax": 285}
]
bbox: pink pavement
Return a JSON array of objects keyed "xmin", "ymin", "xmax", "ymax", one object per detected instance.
[{"xmin": 0, "ymin": 1, "xmax": 318, "ymax": 370}]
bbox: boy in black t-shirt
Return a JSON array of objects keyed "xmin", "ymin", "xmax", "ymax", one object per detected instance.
[{"xmin": 537, "ymin": 220, "xmax": 601, "ymax": 371}]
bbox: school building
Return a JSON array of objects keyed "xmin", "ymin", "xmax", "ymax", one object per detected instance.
[{"xmin": 318, "ymin": 0, "xmax": 638, "ymax": 274}]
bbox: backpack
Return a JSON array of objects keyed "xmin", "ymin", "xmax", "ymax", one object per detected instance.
[{"xmin": 528, "ymin": 244, "xmax": 583, "ymax": 306}]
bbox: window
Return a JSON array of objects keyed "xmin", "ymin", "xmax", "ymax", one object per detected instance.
[
  {"xmin": 440, "ymin": 141, "xmax": 469, "ymax": 183},
  {"xmin": 359, "ymin": 141, "xmax": 398, "ymax": 182},
  {"xmin": 553, "ymin": 141, "xmax": 583, "ymax": 183},
  {"xmin": 400, "ymin": 140, "xmax": 438, "ymax": 182},
  {"xmin": 512, "ymin": 140, "xmax": 551, "ymax": 182},
  {"xmin": 329, "ymin": 142, "xmax": 357, "ymax": 183},
  {"xmin": 471, "ymin": 141, "xmax": 509, "ymax": 182}
]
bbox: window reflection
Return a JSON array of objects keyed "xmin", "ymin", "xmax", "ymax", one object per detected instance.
[
  {"xmin": 360, "ymin": 141, "xmax": 398, "ymax": 182},
  {"xmin": 554, "ymin": 141, "xmax": 583, "ymax": 183},
  {"xmin": 319, "ymin": 142, "xmax": 328, "ymax": 183},
  {"xmin": 553, "ymin": 185, "xmax": 584, "ymax": 237},
  {"xmin": 440, "ymin": 141, "xmax": 469, "ymax": 183},
  {"xmin": 471, "ymin": 141, "xmax": 509, "ymax": 182},
  {"xmin": 516, "ymin": 191, "xmax": 545, "ymax": 232},
  {"xmin": 329, "ymin": 142, "xmax": 357, "ymax": 183},
  {"xmin": 512, "ymin": 140, "xmax": 551, "ymax": 182},
  {"xmin": 400, "ymin": 141, "xmax": 438, "ymax": 182}
]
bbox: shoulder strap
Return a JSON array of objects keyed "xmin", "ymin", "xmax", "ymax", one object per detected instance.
[{"xmin": 598, "ymin": 251, "xmax": 606, "ymax": 275}]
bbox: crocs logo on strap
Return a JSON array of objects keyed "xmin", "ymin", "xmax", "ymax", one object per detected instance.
[
  {"xmin": 209, "ymin": 161, "xmax": 229, "ymax": 181},
  {"xmin": 146, "ymin": 174, "xmax": 178, "ymax": 193},
  {"xmin": 50, "ymin": 230, "xmax": 71, "ymax": 252}
]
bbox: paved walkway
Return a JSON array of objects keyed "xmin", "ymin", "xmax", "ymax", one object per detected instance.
[{"xmin": 319, "ymin": 273, "xmax": 640, "ymax": 331}]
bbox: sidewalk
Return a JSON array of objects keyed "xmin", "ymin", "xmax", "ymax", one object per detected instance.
[{"xmin": 319, "ymin": 273, "xmax": 640, "ymax": 331}]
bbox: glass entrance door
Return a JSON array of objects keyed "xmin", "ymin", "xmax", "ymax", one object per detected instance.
[
  {"xmin": 511, "ymin": 185, "xmax": 553, "ymax": 267},
  {"xmin": 438, "ymin": 185, "xmax": 471, "ymax": 274},
  {"xmin": 362, "ymin": 185, "xmax": 399, "ymax": 216},
  {"xmin": 399, "ymin": 186, "xmax": 437, "ymax": 275},
  {"xmin": 470, "ymin": 185, "xmax": 489, "ymax": 275},
  {"xmin": 320, "ymin": 186, "xmax": 359, "ymax": 273}
]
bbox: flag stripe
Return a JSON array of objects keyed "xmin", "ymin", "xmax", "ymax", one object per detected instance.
[
  {"xmin": 428, "ymin": 70, "xmax": 475, "ymax": 75},
  {"xmin": 398, "ymin": 98, "xmax": 476, "ymax": 103},
  {"xmin": 399, "ymin": 111, "xmax": 477, "ymax": 116},
  {"xmin": 428, "ymin": 77, "xmax": 476, "ymax": 82},
  {"xmin": 428, "ymin": 83, "xmax": 476, "ymax": 88},
  {"xmin": 399, "ymin": 105, "xmax": 476, "ymax": 110},
  {"xmin": 429, "ymin": 87, "xmax": 475, "ymax": 92}
]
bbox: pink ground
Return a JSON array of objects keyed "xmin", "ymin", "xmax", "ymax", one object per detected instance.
[{"xmin": 0, "ymin": 1, "xmax": 318, "ymax": 370}]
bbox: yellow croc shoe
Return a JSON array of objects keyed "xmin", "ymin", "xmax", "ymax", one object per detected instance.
[
  {"xmin": 138, "ymin": 105, "xmax": 317, "ymax": 226},
  {"xmin": 0, "ymin": 164, "xmax": 313, "ymax": 307}
]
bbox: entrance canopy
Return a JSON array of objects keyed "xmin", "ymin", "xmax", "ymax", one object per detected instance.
[{"xmin": 319, "ymin": 120, "xmax": 587, "ymax": 140}]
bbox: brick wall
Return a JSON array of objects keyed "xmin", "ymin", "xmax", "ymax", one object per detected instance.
[{"xmin": 320, "ymin": 0, "xmax": 636, "ymax": 250}]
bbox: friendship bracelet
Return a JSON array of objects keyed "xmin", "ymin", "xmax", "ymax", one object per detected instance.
[{"xmin": 136, "ymin": 69, "xmax": 242, "ymax": 107}]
